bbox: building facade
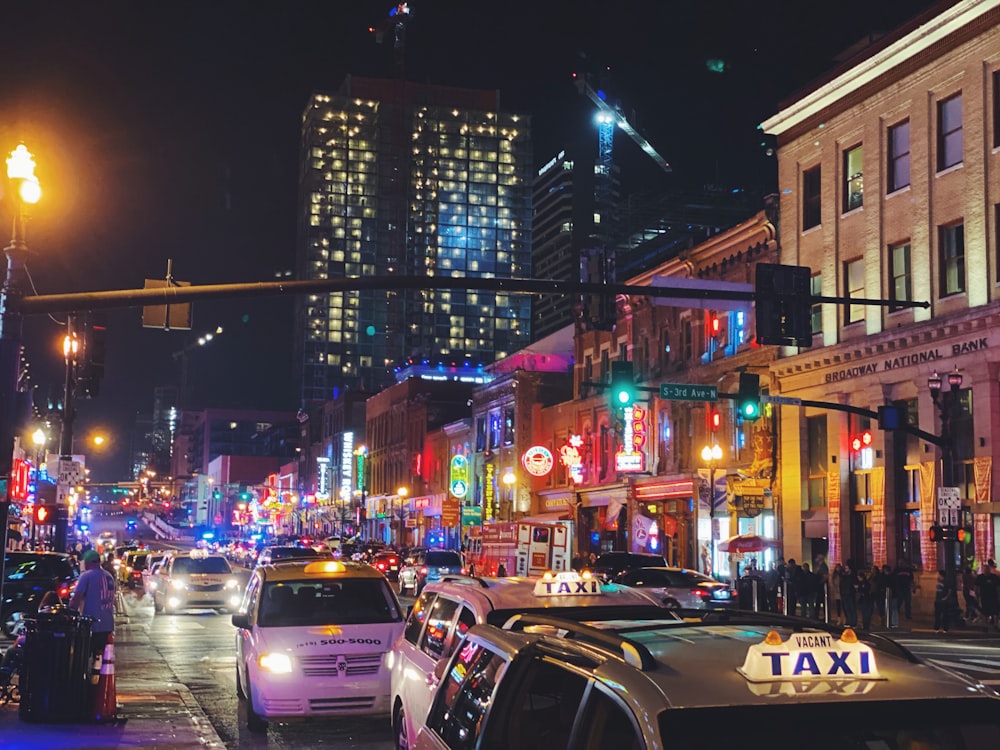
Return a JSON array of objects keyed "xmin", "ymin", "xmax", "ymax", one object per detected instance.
[
  {"xmin": 294, "ymin": 75, "xmax": 533, "ymax": 403},
  {"xmin": 762, "ymin": 0, "xmax": 1000, "ymax": 580}
]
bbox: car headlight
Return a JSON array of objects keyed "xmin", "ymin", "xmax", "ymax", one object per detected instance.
[
  {"xmin": 170, "ymin": 578, "xmax": 186, "ymax": 591},
  {"xmin": 226, "ymin": 578, "xmax": 239, "ymax": 589},
  {"xmin": 258, "ymin": 652, "xmax": 293, "ymax": 674}
]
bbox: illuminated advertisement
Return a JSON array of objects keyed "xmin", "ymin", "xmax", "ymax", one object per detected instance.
[
  {"xmin": 615, "ymin": 405, "xmax": 647, "ymax": 473},
  {"xmin": 450, "ymin": 454, "xmax": 469, "ymax": 498},
  {"xmin": 559, "ymin": 435, "xmax": 584, "ymax": 484},
  {"xmin": 521, "ymin": 445, "xmax": 554, "ymax": 477}
]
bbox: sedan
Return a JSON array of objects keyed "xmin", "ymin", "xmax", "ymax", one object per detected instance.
[
  {"xmin": 616, "ymin": 566, "xmax": 733, "ymax": 609},
  {"xmin": 370, "ymin": 551, "xmax": 401, "ymax": 581}
]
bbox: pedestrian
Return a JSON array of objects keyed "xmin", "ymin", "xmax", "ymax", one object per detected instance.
[
  {"xmin": 962, "ymin": 566, "xmax": 979, "ymax": 623},
  {"xmin": 496, "ymin": 561, "xmax": 508, "ymax": 578},
  {"xmin": 976, "ymin": 561, "xmax": 1000, "ymax": 631},
  {"xmin": 763, "ymin": 561, "xmax": 780, "ymax": 613},
  {"xmin": 784, "ymin": 559, "xmax": 800, "ymax": 616},
  {"xmin": 798, "ymin": 563, "xmax": 818, "ymax": 618},
  {"xmin": 830, "ymin": 563, "xmax": 844, "ymax": 624},
  {"xmin": 934, "ymin": 569, "xmax": 952, "ymax": 633},
  {"xmin": 893, "ymin": 560, "xmax": 915, "ymax": 620},
  {"xmin": 871, "ymin": 565, "xmax": 887, "ymax": 626},
  {"xmin": 69, "ymin": 549, "xmax": 117, "ymax": 663},
  {"xmin": 856, "ymin": 568, "xmax": 873, "ymax": 630}
]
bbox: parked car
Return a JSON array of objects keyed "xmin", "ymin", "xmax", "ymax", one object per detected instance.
[
  {"xmin": 616, "ymin": 566, "xmax": 733, "ymax": 609},
  {"xmin": 119, "ymin": 549, "xmax": 153, "ymax": 589},
  {"xmin": 1, "ymin": 551, "xmax": 79, "ymax": 638},
  {"xmin": 590, "ymin": 551, "xmax": 668, "ymax": 582}
]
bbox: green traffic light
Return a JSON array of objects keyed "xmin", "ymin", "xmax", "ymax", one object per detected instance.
[
  {"xmin": 616, "ymin": 389, "xmax": 633, "ymax": 406},
  {"xmin": 742, "ymin": 401, "xmax": 760, "ymax": 420}
]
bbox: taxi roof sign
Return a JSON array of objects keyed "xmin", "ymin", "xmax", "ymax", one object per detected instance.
[
  {"xmin": 738, "ymin": 629, "xmax": 882, "ymax": 683},
  {"xmin": 304, "ymin": 560, "xmax": 346, "ymax": 575},
  {"xmin": 533, "ymin": 570, "xmax": 602, "ymax": 597}
]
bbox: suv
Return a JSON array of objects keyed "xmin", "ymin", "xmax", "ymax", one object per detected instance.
[
  {"xmin": 590, "ymin": 551, "xmax": 667, "ymax": 582},
  {"xmin": 407, "ymin": 549, "xmax": 465, "ymax": 595},
  {"xmin": 152, "ymin": 551, "xmax": 241, "ymax": 614},
  {"xmin": 1, "ymin": 551, "xmax": 79, "ymax": 638},
  {"xmin": 389, "ymin": 570, "xmax": 674, "ymax": 750},
  {"xmin": 232, "ymin": 559, "xmax": 405, "ymax": 732},
  {"xmin": 411, "ymin": 612, "xmax": 1000, "ymax": 749},
  {"xmin": 617, "ymin": 566, "xmax": 733, "ymax": 609}
]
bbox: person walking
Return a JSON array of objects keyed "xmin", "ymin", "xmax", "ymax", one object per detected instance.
[
  {"xmin": 976, "ymin": 561, "xmax": 1000, "ymax": 631},
  {"xmin": 69, "ymin": 549, "xmax": 117, "ymax": 662},
  {"xmin": 893, "ymin": 560, "xmax": 915, "ymax": 620},
  {"xmin": 830, "ymin": 564, "xmax": 844, "ymax": 624},
  {"xmin": 856, "ymin": 568, "xmax": 874, "ymax": 630},
  {"xmin": 962, "ymin": 566, "xmax": 979, "ymax": 624},
  {"xmin": 840, "ymin": 561, "xmax": 858, "ymax": 627},
  {"xmin": 934, "ymin": 569, "xmax": 952, "ymax": 633}
]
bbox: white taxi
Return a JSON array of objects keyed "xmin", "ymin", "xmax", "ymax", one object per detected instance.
[
  {"xmin": 412, "ymin": 611, "xmax": 1000, "ymax": 749},
  {"xmin": 231, "ymin": 558, "xmax": 405, "ymax": 733},
  {"xmin": 388, "ymin": 570, "xmax": 675, "ymax": 750}
]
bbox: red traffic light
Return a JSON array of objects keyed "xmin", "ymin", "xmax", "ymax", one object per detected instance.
[
  {"xmin": 957, "ymin": 527, "xmax": 972, "ymax": 543},
  {"xmin": 709, "ymin": 410, "xmax": 721, "ymax": 432},
  {"xmin": 851, "ymin": 431, "xmax": 873, "ymax": 452},
  {"xmin": 33, "ymin": 505, "xmax": 56, "ymax": 525}
]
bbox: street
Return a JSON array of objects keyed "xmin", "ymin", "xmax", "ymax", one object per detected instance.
[{"xmin": 121, "ymin": 583, "xmax": 396, "ymax": 750}]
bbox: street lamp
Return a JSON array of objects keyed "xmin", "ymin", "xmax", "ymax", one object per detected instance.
[
  {"xmin": 700, "ymin": 442, "xmax": 723, "ymax": 577},
  {"xmin": 32, "ymin": 428, "xmax": 46, "ymax": 467},
  {"xmin": 502, "ymin": 469, "xmax": 516, "ymax": 522},
  {"xmin": 1, "ymin": 144, "xmax": 42, "ymax": 559},
  {"xmin": 396, "ymin": 486, "xmax": 408, "ymax": 549},
  {"xmin": 929, "ymin": 366, "xmax": 964, "ymax": 627}
]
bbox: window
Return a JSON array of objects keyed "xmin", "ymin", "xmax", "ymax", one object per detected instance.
[
  {"xmin": 577, "ymin": 687, "xmax": 642, "ymax": 750},
  {"xmin": 803, "ymin": 165, "xmax": 821, "ymax": 229},
  {"xmin": 937, "ymin": 93, "xmax": 963, "ymax": 171},
  {"xmin": 887, "ymin": 120, "xmax": 910, "ymax": 193},
  {"xmin": 420, "ymin": 596, "xmax": 460, "ymax": 660},
  {"xmin": 939, "ymin": 222, "xmax": 965, "ymax": 296},
  {"xmin": 503, "ymin": 407, "xmax": 514, "ymax": 446},
  {"xmin": 810, "ymin": 273, "xmax": 823, "ymax": 335},
  {"xmin": 994, "ymin": 71, "xmax": 1000, "ymax": 149},
  {"xmin": 843, "ymin": 144, "xmax": 863, "ymax": 212},
  {"xmin": 806, "ymin": 415, "xmax": 827, "ymax": 510},
  {"xmin": 844, "ymin": 258, "xmax": 865, "ymax": 325},
  {"xmin": 888, "ymin": 242, "xmax": 911, "ymax": 310},
  {"xmin": 427, "ymin": 641, "xmax": 503, "ymax": 750}
]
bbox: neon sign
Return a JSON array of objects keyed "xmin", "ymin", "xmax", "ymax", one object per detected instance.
[
  {"xmin": 559, "ymin": 435, "xmax": 584, "ymax": 484},
  {"xmin": 615, "ymin": 406, "xmax": 647, "ymax": 473},
  {"xmin": 450, "ymin": 454, "xmax": 469, "ymax": 498},
  {"xmin": 522, "ymin": 445, "xmax": 554, "ymax": 477}
]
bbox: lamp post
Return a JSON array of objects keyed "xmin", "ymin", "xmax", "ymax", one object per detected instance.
[
  {"xmin": 1, "ymin": 145, "xmax": 41, "ymax": 560},
  {"xmin": 929, "ymin": 367, "xmax": 964, "ymax": 627},
  {"xmin": 396, "ymin": 486, "xmax": 408, "ymax": 550},
  {"xmin": 502, "ymin": 469, "xmax": 516, "ymax": 522},
  {"xmin": 32, "ymin": 428, "xmax": 46, "ymax": 468},
  {"xmin": 700, "ymin": 442, "xmax": 723, "ymax": 578}
]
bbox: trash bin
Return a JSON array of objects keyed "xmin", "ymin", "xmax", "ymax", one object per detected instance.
[{"xmin": 19, "ymin": 605, "xmax": 93, "ymax": 723}]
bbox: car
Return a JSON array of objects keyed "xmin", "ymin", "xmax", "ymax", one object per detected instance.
[
  {"xmin": 1, "ymin": 551, "xmax": 79, "ymax": 638},
  {"xmin": 589, "ymin": 550, "xmax": 667, "ymax": 582},
  {"xmin": 411, "ymin": 611, "xmax": 1000, "ymax": 750},
  {"xmin": 616, "ymin": 566, "xmax": 733, "ymax": 609},
  {"xmin": 407, "ymin": 549, "xmax": 465, "ymax": 594},
  {"xmin": 152, "ymin": 550, "xmax": 242, "ymax": 614},
  {"xmin": 388, "ymin": 569, "xmax": 675, "ymax": 750},
  {"xmin": 370, "ymin": 551, "xmax": 402, "ymax": 582},
  {"xmin": 231, "ymin": 558, "xmax": 406, "ymax": 733},
  {"xmin": 119, "ymin": 549, "xmax": 154, "ymax": 589},
  {"xmin": 142, "ymin": 555, "xmax": 165, "ymax": 598},
  {"xmin": 255, "ymin": 545, "xmax": 328, "ymax": 567}
]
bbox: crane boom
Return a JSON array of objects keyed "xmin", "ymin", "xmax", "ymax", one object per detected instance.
[{"xmin": 575, "ymin": 78, "xmax": 671, "ymax": 173}]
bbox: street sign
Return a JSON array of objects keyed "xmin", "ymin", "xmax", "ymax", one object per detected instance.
[
  {"xmin": 761, "ymin": 394, "xmax": 803, "ymax": 406},
  {"xmin": 659, "ymin": 383, "xmax": 718, "ymax": 401},
  {"xmin": 937, "ymin": 487, "xmax": 961, "ymax": 527}
]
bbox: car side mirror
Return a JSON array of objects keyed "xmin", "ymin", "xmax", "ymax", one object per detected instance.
[{"xmin": 231, "ymin": 612, "xmax": 250, "ymax": 629}]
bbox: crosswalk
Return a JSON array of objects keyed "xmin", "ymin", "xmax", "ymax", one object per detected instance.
[{"xmin": 894, "ymin": 635, "xmax": 1000, "ymax": 687}]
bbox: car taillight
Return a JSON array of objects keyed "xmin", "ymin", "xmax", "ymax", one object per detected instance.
[
  {"xmin": 377, "ymin": 562, "xmax": 386, "ymax": 570},
  {"xmin": 692, "ymin": 588, "xmax": 711, "ymax": 598},
  {"xmin": 58, "ymin": 586, "xmax": 69, "ymax": 598},
  {"xmin": 389, "ymin": 557, "xmax": 398, "ymax": 565},
  {"xmin": 419, "ymin": 566, "xmax": 428, "ymax": 576},
  {"xmin": 461, "ymin": 567, "xmax": 468, "ymax": 574}
]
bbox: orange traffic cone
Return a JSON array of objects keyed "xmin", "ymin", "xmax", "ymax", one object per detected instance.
[{"xmin": 92, "ymin": 633, "xmax": 118, "ymax": 723}]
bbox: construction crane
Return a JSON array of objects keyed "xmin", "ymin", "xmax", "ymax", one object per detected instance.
[
  {"xmin": 370, "ymin": 3, "xmax": 413, "ymax": 79},
  {"xmin": 573, "ymin": 68, "xmax": 671, "ymax": 331}
]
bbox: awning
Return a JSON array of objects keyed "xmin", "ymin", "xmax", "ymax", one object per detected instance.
[{"xmin": 520, "ymin": 512, "xmax": 572, "ymax": 524}]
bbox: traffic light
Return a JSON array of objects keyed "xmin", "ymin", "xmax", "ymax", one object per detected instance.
[
  {"xmin": 33, "ymin": 504, "xmax": 57, "ymax": 525},
  {"xmin": 850, "ymin": 431, "xmax": 873, "ymax": 453},
  {"xmin": 609, "ymin": 361, "xmax": 635, "ymax": 408},
  {"xmin": 754, "ymin": 263, "xmax": 813, "ymax": 347},
  {"xmin": 957, "ymin": 527, "xmax": 973, "ymax": 543},
  {"xmin": 77, "ymin": 323, "xmax": 108, "ymax": 398},
  {"xmin": 737, "ymin": 372, "xmax": 761, "ymax": 421},
  {"xmin": 929, "ymin": 524, "xmax": 956, "ymax": 542},
  {"xmin": 709, "ymin": 409, "xmax": 721, "ymax": 432}
]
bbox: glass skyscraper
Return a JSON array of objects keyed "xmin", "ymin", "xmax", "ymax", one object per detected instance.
[{"xmin": 295, "ymin": 76, "xmax": 533, "ymax": 404}]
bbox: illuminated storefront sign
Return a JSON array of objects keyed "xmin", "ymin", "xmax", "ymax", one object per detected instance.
[
  {"xmin": 339, "ymin": 432, "xmax": 354, "ymax": 502},
  {"xmin": 316, "ymin": 456, "xmax": 331, "ymax": 500},
  {"xmin": 615, "ymin": 406, "xmax": 647, "ymax": 473},
  {"xmin": 484, "ymin": 462, "xmax": 495, "ymax": 521},
  {"xmin": 559, "ymin": 435, "xmax": 584, "ymax": 484},
  {"xmin": 522, "ymin": 445, "xmax": 554, "ymax": 477},
  {"xmin": 450, "ymin": 454, "xmax": 470, "ymax": 498}
]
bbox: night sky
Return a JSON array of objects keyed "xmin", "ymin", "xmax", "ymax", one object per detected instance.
[{"xmin": 0, "ymin": 0, "xmax": 938, "ymax": 479}]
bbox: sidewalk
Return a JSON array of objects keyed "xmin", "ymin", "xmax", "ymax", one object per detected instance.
[{"xmin": 0, "ymin": 606, "xmax": 226, "ymax": 749}]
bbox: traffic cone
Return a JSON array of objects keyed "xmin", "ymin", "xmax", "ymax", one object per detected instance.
[{"xmin": 92, "ymin": 633, "xmax": 118, "ymax": 723}]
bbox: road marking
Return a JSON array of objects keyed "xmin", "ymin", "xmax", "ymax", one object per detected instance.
[{"xmin": 929, "ymin": 658, "xmax": 1000, "ymax": 674}]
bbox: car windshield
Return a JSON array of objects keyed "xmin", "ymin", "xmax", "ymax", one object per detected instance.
[
  {"xmin": 270, "ymin": 547, "xmax": 321, "ymax": 560},
  {"xmin": 172, "ymin": 557, "xmax": 231, "ymax": 575},
  {"xmin": 659, "ymin": 699, "xmax": 1000, "ymax": 749},
  {"xmin": 424, "ymin": 551, "xmax": 462, "ymax": 567},
  {"xmin": 258, "ymin": 579, "xmax": 403, "ymax": 627}
]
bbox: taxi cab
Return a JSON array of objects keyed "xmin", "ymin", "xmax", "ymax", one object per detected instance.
[
  {"xmin": 232, "ymin": 558, "xmax": 406, "ymax": 733},
  {"xmin": 388, "ymin": 570, "xmax": 676, "ymax": 750},
  {"xmin": 412, "ymin": 610, "xmax": 1000, "ymax": 749},
  {"xmin": 152, "ymin": 549, "xmax": 242, "ymax": 614}
]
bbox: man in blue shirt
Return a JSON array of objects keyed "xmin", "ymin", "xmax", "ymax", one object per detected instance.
[{"xmin": 69, "ymin": 549, "xmax": 117, "ymax": 658}]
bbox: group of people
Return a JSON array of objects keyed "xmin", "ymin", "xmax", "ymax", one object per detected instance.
[{"xmin": 740, "ymin": 555, "xmax": 919, "ymax": 630}]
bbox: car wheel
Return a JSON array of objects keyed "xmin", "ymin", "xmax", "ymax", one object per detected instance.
[
  {"xmin": 245, "ymin": 679, "xmax": 268, "ymax": 733},
  {"xmin": 663, "ymin": 598, "xmax": 681, "ymax": 610},
  {"xmin": 394, "ymin": 704, "xmax": 409, "ymax": 750},
  {"xmin": 236, "ymin": 666, "xmax": 247, "ymax": 700}
]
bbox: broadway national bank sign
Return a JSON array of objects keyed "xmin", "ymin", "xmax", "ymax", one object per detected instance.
[{"xmin": 825, "ymin": 336, "xmax": 989, "ymax": 384}]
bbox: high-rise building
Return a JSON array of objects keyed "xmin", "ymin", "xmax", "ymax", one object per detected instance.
[{"xmin": 295, "ymin": 76, "xmax": 533, "ymax": 404}]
